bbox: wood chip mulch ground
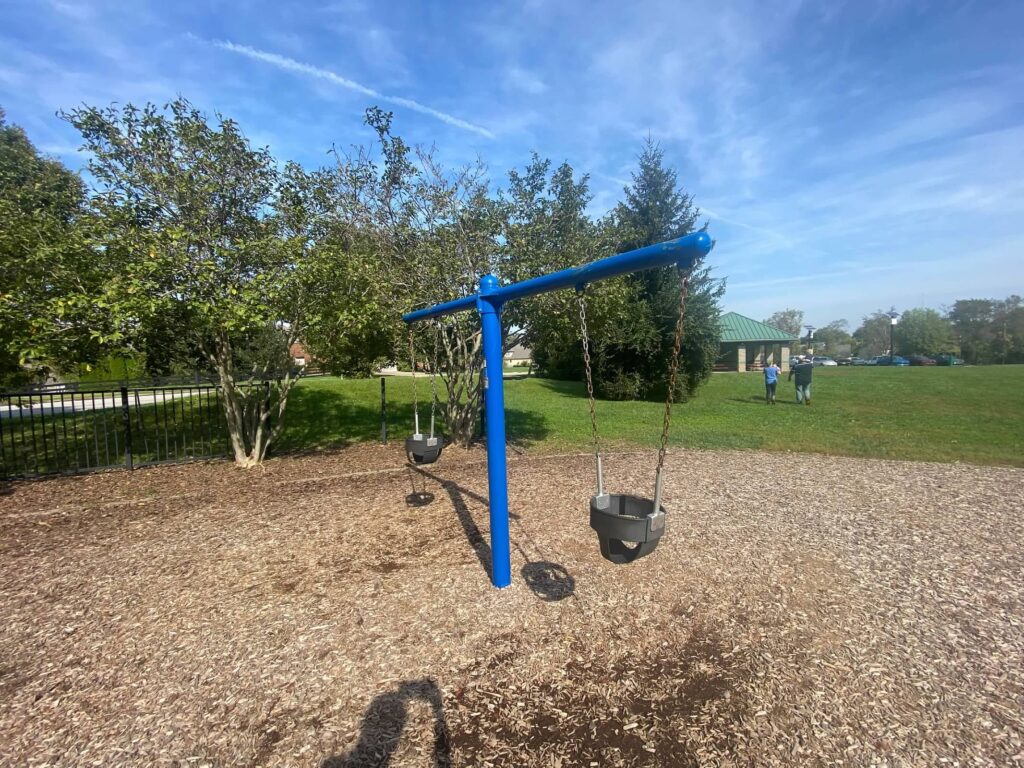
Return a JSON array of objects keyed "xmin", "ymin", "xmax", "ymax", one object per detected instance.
[{"xmin": 1, "ymin": 444, "xmax": 1022, "ymax": 767}]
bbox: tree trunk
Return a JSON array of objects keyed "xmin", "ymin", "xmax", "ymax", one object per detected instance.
[
  {"xmin": 206, "ymin": 332, "xmax": 296, "ymax": 468},
  {"xmin": 433, "ymin": 321, "xmax": 484, "ymax": 447}
]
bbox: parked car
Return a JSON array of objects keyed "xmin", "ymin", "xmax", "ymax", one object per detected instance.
[
  {"xmin": 908, "ymin": 354, "xmax": 937, "ymax": 366},
  {"xmin": 835, "ymin": 357, "xmax": 853, "ymax": 366},
  {"xmin": 874, "ymin": 355, "xmax": 910, "ymax": 366},
  {"xmin": 811, "ymin": 356, "xmax": 838, "ymax": 367},
  {"xmin": 933, "ymin": 354, "xmax": 964, "ymax": 366},
  {"xmin": 850, "ymin": 357, "xmax": 871, "ymax": 365}
]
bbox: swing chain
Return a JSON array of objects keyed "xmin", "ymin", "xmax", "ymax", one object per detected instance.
[
  {"xmin": 408, "ymin": 327, "xmax": 418, "ymax": 420},
  {"xmin": 656, "ymin": 268, "xmax": 692, "ymax": 473},
  {"xmin": 576, "ymin": 289, "xmax": 600, "ymax": 455},
  {"xmin": 429, "ymin": 321, "xmax": 441, "ymax": 431}
]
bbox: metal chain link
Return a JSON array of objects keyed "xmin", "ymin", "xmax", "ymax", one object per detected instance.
[
  {"xmin": 429, "ymin": 321, "xmax": 441, "ymax": 430},
  {"xmin": 656, "ymin": 269, "xmax": 692, "ymax": 473},
  {"xmin": 408, "ymin": 327, "xmax": 418, "ymax": 419},
  {"xmin": 576, "ymin": 289, "xmax": 600, "ymax": 457}
]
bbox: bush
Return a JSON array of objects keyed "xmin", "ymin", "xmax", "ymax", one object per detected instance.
[{"xmin": 595, "ymin": 367, "xmax": 646, "ymax": 401}]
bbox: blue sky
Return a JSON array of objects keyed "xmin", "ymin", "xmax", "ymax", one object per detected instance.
[{"xmin": 2, "ymin": 0, "xmax": 1022, "ymax": 328}]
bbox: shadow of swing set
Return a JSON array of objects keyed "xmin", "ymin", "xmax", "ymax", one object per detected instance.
[{"xmin": 402, "ymin": 231, "xmax": 714, "ymax": 588}]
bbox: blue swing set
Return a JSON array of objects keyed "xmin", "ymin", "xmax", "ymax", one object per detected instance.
[{"xmin": 403, "ymin": 231, "xmax": 714, "ymax": 588}]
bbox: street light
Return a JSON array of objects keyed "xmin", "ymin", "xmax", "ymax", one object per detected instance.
[
  {"xmin": 804, "ymin": 325, "xmax": 815, "ymax": 356},
  {"xmin": 886, "ymin": 310, "xmax": 899, "ymax": 358}
]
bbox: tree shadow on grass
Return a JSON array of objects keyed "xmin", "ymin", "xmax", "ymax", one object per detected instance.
[
  {"xmin": 533, "ymin": 377, "xmax": 681, "ymax": 405},
  {"xmin": 320, "ymin": 678, "xmax": 450, "ymax": 768},
  {"xmin": 276, "ymin": 384, "xmax": 551, "ymax": 454},
  {"xmin": 274, "ymin": 385, "xmax": 386, "ymax": 454}
]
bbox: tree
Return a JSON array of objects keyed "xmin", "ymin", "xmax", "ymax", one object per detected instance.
[
  {"xmin": 992, "ymin": 296, "xmax": 1024, "ymax": 364},
  {"xmin": 948, "ymin": 296, "xmax": 1024, "ymax": 364},
  {"xmin": 62, "ymin": 99, "xmax": 384, "ymax": 467},
  {"xmin": 0, "ymin": 107, "xmax": 97, "ymax": 387},
  {"xmin": 331, "ymin": 108, "xmax": 507, "ymax": 445},
  {"xmin": 853, "ymin": 311, "xmax": 895, "ymax": 357},
  {"xmin": 895, "ymin": 308, "xmax": 953, "ymax": 357},
  {"xmin": 813, "ymin": 320, "xmax": 853, "ymax": 356},
  {"xmin": 597, "ymin": 139, "xmax": 723, "ymax": 400},
  {"xmin": 763, "ymin": 309, "xmax": 804, "ymax": 337},
  {"xmin": 505, "ymin": 155, "xmax": 613, "ymax": 381}
]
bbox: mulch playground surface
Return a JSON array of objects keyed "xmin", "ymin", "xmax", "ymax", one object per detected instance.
[{"xmin": 1, "ymin": 443, "xmax": 1022, "ymax": 767}]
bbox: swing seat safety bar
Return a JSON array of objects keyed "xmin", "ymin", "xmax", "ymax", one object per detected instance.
[{"xmin": 402, "ymin": 230, "xmax": 713, "ymax": 588}]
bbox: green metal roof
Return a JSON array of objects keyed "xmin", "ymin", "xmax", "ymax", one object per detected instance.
[{"xmin": 719, "ymin": 312, "xmax": 797, "ymax": 343}]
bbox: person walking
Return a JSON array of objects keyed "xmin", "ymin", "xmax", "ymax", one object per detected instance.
[
  {"xmin": 789, "ymin": 355, "xmax": 813, "ymax": 405},
  {"xmin": 763, "ymin": 360, "xmax": 781, "ymax": 405}
]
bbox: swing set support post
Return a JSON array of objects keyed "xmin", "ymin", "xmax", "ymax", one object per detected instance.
[
  {"xmin": 478, "ymin": 274, "xmax": 512, "ymax": 587},
  {"xmin": 402, "ymin": 231, "xmax": 713, "ymax": 589}
]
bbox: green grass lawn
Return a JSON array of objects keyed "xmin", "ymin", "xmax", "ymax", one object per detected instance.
[{"xmin": 280, "ymin": 366, "xmax": 1024, "ymax": 467}]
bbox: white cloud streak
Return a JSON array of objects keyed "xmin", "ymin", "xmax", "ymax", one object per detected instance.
[{"xmin": 213, "ymin": 40, "xmax": 495, "ymax": 139}]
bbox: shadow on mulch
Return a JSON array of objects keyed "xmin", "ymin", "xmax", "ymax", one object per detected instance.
[
  {"xmin": 520, "ymin": 560, "xmax": 575, "ymax": 602},
  {"xmin": 404, "ymin": 466, "xmax": 436, "ymax": 508},
  {"xmin": 321, "ymin": 678, "xmax": 451, "ymax": 768},
  {"xmin": 412, "ymin": 466, "xmax": 494, "ymax": 580},
  {"xmin": 411, "ymin": 466, "xmax": 577, "ymax": 602},
  {"xmin": 452, "ymin": 627, "xmax": 743, "ymax": 766}
]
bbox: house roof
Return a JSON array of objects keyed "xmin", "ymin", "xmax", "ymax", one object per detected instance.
[{"xmin": 719, "ymin": 312, "xmax": 797, "ymax": 343}]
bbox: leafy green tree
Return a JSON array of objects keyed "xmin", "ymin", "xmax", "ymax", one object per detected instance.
[
  {"xmin": 992, "ymin": 296, "xmax": 1024, "ymax": 364},
  {"xmin": 0, "ymin": 107, "xmax": 97, "ymax": 387},
  {"xmin": 333, "ymin": 108, "xmax": 507, "ymax": 445},
  {"xmin": 600, "ymin": 139, "xmax": 723, "ymax": 400},
  {"xmin": 948, "ymin": 296, "xmax": 1024, "ymax": 364},
  {"xmin": 813, "ymin": 320, "xmax": 853, "ymax": 356},
  {"xmin": 504, "ymin": 155, "xmax": 615, "ymax": 381},
  {"xmin": 764, "ymin": 309, "xmax": 804, "ymax": 337},
  {"xmin": 947, "ymin": 299, "xmax": 993, "ymax": 364},
  {"xmin": 62, "ymin": 99, "xmax": 385, "ymax": 466},
  {"xmin": 853, "ymin": 310, "xmax": 896, "ymax": 357},
  {"xmin": 895, "ymin": 308, "xmax": 953, "ymax": 357}
]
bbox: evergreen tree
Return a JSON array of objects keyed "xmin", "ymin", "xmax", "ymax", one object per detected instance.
[{"xmin": 597, "ymin": 139, "xmax": 723, "ymax": 399}]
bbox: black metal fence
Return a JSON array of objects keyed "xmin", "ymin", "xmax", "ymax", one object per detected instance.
[{"xmin": 0, "ymin": 385, "xmax": 230, "ymax": 479}]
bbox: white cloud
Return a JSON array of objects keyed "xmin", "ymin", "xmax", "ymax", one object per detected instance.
[
  {"xmin": 212, "ymin": 40, "xmax": 495, "ymax": 139},
  {"xmin": 505, "ymin": 66, "xmax": 547, "ymax": 95}
]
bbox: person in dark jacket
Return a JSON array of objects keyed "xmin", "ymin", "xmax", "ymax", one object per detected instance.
[{"xmin": 788, "ymin": 356, "xmax": 813, "ymax": 405}]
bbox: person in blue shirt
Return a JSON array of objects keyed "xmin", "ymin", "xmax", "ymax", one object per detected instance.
[{"xmin": 763, "ymin": 360, "xmax": 781, "ymax": 405}]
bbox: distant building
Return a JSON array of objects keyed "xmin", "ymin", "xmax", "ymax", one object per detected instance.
[
  {"xmin": 289, "ymin": 341, "xmax": 311, "ymax": 368},
  {"xmin": 504, "ymin": 344, "xmax": 532, "ymax": 367},
  {"xmin": 717, "ymin": 312, "xmax": 797, "ymax": 372}
]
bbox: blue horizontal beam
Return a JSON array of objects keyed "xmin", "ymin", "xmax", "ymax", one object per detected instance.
[
  {"xmin": 402, "ymin": 231, "xmax": 713, "ymax": 324},
  {"xmin": 403, "ymin": 294, "xmax": 477, "ymax": 324}
]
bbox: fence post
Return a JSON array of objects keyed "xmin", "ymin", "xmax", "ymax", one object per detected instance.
[
  {"xmin": 380, "ymin": 377, "xmax": 387, "ymax": 444},
  {"xmin": 120, "ymin": 386, "xmax": 133, "ymax": 470}
]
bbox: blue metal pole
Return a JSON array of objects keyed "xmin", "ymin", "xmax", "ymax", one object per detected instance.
[
  {"xmin": 478, "ymin": 274, "xmax": 512, "ymax": 588},
  {"xmin": 402, "ymin": 231, "xmax": 712, "ymax": 324},
  {"xmin": 400, "ymin": 231, "xmax": 716, "ymax": 589}
]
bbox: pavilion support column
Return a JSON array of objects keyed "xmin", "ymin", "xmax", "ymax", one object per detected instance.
[
  {"xmin": 737, "ymin": 345, "xmax": 746, "ymax": 373},
  {"xmin": 781, "ymin": 346, "xmax": 791, "ymax": 371}
]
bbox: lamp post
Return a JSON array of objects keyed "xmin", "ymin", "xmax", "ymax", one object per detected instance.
[
  {"xmin": 804, "ymin": 325, "xmax": 816, "ymax": 356},
  {"xmin": 886, "ymin": 310, "xmax": 899, "ymax": 359}
]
